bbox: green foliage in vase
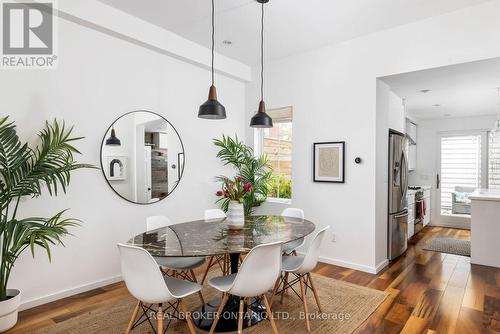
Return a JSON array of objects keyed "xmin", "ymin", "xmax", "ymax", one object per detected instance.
[
  {"xmin": 213, "ymin": 135, "xmax": 273, "ymax": 216},
  {"xmin": 0, "ymin": 117, "xmax": 94, "ymax": 301}
]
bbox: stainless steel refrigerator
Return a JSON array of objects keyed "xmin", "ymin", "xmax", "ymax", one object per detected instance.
[{"xmin": 388, "ymin": 131, "xmax": 409, "ymax": 261}]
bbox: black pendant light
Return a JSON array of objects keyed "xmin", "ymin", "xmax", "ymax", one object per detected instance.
[
  {"xmin": 250, "ymin": 0, "xmax": 273, "ymax": 128},
  {"xmin": 198, "ymin": 0, "xmax": 226, "ymax": 119},
  {"xmin": 105, "ymin": 126, "xmax": 121, "ymax": 146}
]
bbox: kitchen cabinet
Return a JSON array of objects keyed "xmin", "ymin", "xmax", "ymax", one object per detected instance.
[
  {"xmin": 423, "ymin": 189, "xmax": 431, "ymax": 226},
  {"xmin": 405, "ymin": 119, "xmax": 417, "ymax": 171},
  {"xmin": 407, "ymin": 191, "xmax": 415, "ymax": 239},
  {"xmin": 406, "ymin": 187, "xmax": 432, "ymax": 239},
  {"xmin": 408, "ymin": 144, "xmax": 417, "ymax": 171},
  {"xmin": 407, "ymin": 203, "xmax": 415, "ymax": 239},
  {"xmin": 406, "ymin": 120, "xmax": 417, "ymax": 144}
]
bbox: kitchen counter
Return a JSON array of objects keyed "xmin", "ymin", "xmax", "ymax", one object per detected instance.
[
  {"xmin": 470, "ymin": 189, "xmax": 500, "ymax": 268},
  {"xmin": 469, "ymin": 189, "xmax": 500, "ymax": 202}
]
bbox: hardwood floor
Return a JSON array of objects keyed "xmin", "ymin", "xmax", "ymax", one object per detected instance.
[{"xmin": 8, "ymin": 226, "xmax": 500, "ymax": 333}]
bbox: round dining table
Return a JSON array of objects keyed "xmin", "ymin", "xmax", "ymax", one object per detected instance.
[{"xmin": 127, "ymin": 215, "xmax": 316, "ymax": 332}]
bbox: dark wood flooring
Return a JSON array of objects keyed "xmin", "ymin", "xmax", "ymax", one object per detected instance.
[{"xmin": 7, "ymin": 226, "xmax": 500, "ymax": 333}]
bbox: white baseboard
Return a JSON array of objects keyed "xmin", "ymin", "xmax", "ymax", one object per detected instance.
[
  {"xmin": 298, "ymin": 252, "xmax": 388, "ymax": 274},
  {"xmin": 374, "ymin": 259, "xmax": 390, "ymax": 273},
  {"xmin": 429, "ymin": 222, "xmax": 471, "ymax": 230},
  {"xmin": 20, "ymin": 274, "xmax": 123, "ymax": 311}
]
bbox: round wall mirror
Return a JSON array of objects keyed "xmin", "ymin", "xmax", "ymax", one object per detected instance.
[{"xmin": 100, "ymin": 110, "xmax": 185, "ymax": 204}]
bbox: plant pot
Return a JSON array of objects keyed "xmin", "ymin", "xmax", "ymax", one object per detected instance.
[
  {"xmin": 0, "ymin": 289, "xmax": 20, "ymax": 332},
  {"xmin": 227, "ymin": 201, "xmax": 245, "ymax": 229}
]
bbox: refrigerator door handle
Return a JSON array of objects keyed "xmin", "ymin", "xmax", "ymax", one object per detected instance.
[
  {"xmin": 394, "ymin": 210, "xmax": 408, "ymax": 219},
  {"xmin": 401, "ymin": 152, "xmax": 408, "ymax": 199}
]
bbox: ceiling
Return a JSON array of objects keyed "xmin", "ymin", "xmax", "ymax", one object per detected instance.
[
  {"xmin": 381, "ymin": 57, "xmax": 500, "ymax": 120},
  {"xmin": 96, "ymin": 0, "xmax": 490, "ymax": 65}
]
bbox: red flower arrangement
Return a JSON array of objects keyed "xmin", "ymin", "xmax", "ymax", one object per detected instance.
[{"xmin": 216, "ymin": 176, "xmax": 253, "ymax": 203}]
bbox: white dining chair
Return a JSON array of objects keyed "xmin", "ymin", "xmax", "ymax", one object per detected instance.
[
  {"xmin": 146, "ymin": 216, "xmax": 206, "ymax": 303},
  {"xmin": 204, "ymin": 209, "xmax": 227, "ymax": 220},
  {"xmin": 117, "ymin": 243, "xmax": 200, "ymax": 334},
  {"xmin": 208, "ymin": 242, "xmax": 282, "ymax": 334},
  {"xmin": 270, "ymin": 226, "xmax": 330, "ymax": 333},
  {"xmin": 281, "ymin": 208, "xmax": 305, "ymax": 255},
  {"xmin": 201, "ymin": 209, "xmax": 230, "ymax": 285}
]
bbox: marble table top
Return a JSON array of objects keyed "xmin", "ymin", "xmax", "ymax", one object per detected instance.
[{"xmin": 127, "ymin": 215, "xmax": 316, "ymax": 257}]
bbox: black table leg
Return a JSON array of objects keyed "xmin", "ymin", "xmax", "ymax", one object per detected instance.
[
  {"xmin": 229, "ymin": 253, "xmax": 239, "ymax": 274},
  {"xmin": 192, "ymin": 252, "xmax": 267, "ymax": 332}
]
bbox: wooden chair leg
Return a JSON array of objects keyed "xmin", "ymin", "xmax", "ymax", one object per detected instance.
[
  {"xmin": 238, "ymin": 299, "xmax": 244, "ymax": 334},
  {"xmin": 225, "ymin": 254, "xmax": 231, "ymax": 274},
  {"xmin": 246, "ymin": 297, "xmax": 252, "ymax": 327},
  {"xmin": 209, "ymin": 293, "xmax": 228, "ymax": 334},
  {"xmin": 179, "ymin": 299, "xmax": 197, "ymax": 334},
  {"xmin": 157, "ymin": 303, "xmax": 164, "ymax": 334},
  {"xmin": 125, "ymin": 301, "xmax": 141, "ymax": 334},
  {"xmin": 269, "ymin": 276, "xmax": 281, "ymax": 307},
  {"xmin": 189, "ymin": 269, "xmax": 205, "ymax": 305},
  {"xmin": 263, "ymin": 294, "xmax": 279, "ymax": 334},
  {"xmin": 307, "ymin": 273, "xmax": 322, "ymax": 313},
  {"xmin": 280, "ymin": 272, "xmax": 289, "ymax": 304},
  {"xmin": 299, "ymin": 276, "xmax": 311, "ymax": 332},
  {"xmin": 201, "ymin": 256, "xmax": 214, "ymax": 285}
]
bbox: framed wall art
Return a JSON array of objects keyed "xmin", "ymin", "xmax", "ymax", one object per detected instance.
[
  {"xmin": 105, "ymin": 156, "xmax": 127, "ymax": 181},
  {"xmin": 313, "ymin": 142, "xmax": 345, "ymax": 183}
]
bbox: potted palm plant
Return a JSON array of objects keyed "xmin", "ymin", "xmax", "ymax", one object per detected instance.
[
  {"xmin": 213, "ymin": 135, "xmax": 273, "ymax": 216},
  {"xmin": 0, "ymin": 117, "xmax": 93, "ymax": 331}
]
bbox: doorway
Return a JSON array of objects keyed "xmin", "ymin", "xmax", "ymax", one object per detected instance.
[{"xmin": 437, "ymin": 131, "xmax": 488, "ymax": 227}]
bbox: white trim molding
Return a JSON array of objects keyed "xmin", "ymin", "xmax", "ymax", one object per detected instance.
[
  {"xmin": 430, "ymin": 221, "xmax": 471, "ymax": 230},
  {"xmin": 19, "ymin": 274, "xmax": 122, "ymax": 311},
  {"xmin": 297, "ymin": 252, "xmax": 389, "ymax": 274}
]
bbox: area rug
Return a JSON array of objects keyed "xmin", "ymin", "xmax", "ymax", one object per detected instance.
[
  {"xmin": 424, "ymin": 237, "xmax": 471, "ymax": 257},
  {"xmin": 30, "ymin": 273, "xmax": 387, "ymax": 334}
]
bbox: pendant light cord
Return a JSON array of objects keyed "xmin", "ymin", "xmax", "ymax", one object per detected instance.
[
  {"xmin": 211, "ymin": 0, "xmax": 215, "ymax": 86},
  {"xmin": 260, "ymin": 2, "xmax": 264, "ymax": 102}
]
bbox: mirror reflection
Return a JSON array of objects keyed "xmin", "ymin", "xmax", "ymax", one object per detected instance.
[{"xmin": 100, "ymin": 111, "xmax": 184, "ymax": 204}]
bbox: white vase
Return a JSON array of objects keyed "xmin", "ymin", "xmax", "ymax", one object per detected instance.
[
  {"xmin": 0, "ymin": 289, "xmax": 20, "ymax": 332},
  {"xmin": 227, "ymin": 201, "xmax": 245, "ymax": 229}
]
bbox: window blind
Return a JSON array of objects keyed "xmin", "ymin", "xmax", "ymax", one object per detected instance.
[
  {"xmin": 267, "ymin": 106, "xmax": 293, "ymax": 123},
  {"xmin": 489, "ymin": 132, "xmax": 500, "ymax": 189}
]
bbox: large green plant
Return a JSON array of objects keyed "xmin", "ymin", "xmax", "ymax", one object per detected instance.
[
  {"xmin": 214, "ymin": 135, "xmax": 273, "ymax": 216},
  {"xmin": 0, "ymin": 117, "xmax": 93, "ymax": 301}
]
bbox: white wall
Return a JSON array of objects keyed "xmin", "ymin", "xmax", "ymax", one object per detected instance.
[
  {"xmin": 408, "ymin": 115, "xmax": 497, "ymax": 228},
  {"xmin": 246, "ymin": 0, "xmax": 500, "ymax": 273},
  {"xmin": 2, "ymin": 8, "xmax": 247, "ymax": 309}
]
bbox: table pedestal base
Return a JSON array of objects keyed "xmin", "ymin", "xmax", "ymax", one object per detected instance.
[{"xmin": 192, "ymin": 296, "xmax": 266, "ymax": 332}]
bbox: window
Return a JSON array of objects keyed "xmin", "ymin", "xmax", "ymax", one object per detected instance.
[
  {"xmin": 489, "ymin": 131, "xmax": 500, "ymax": 189},
  {"xmin": 440, "ymin": 135, "xmax": 482, "ymax": 215},
  {"xmin": 255, "ymin": 106, "xmax": 293, "ymax": 201}
]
